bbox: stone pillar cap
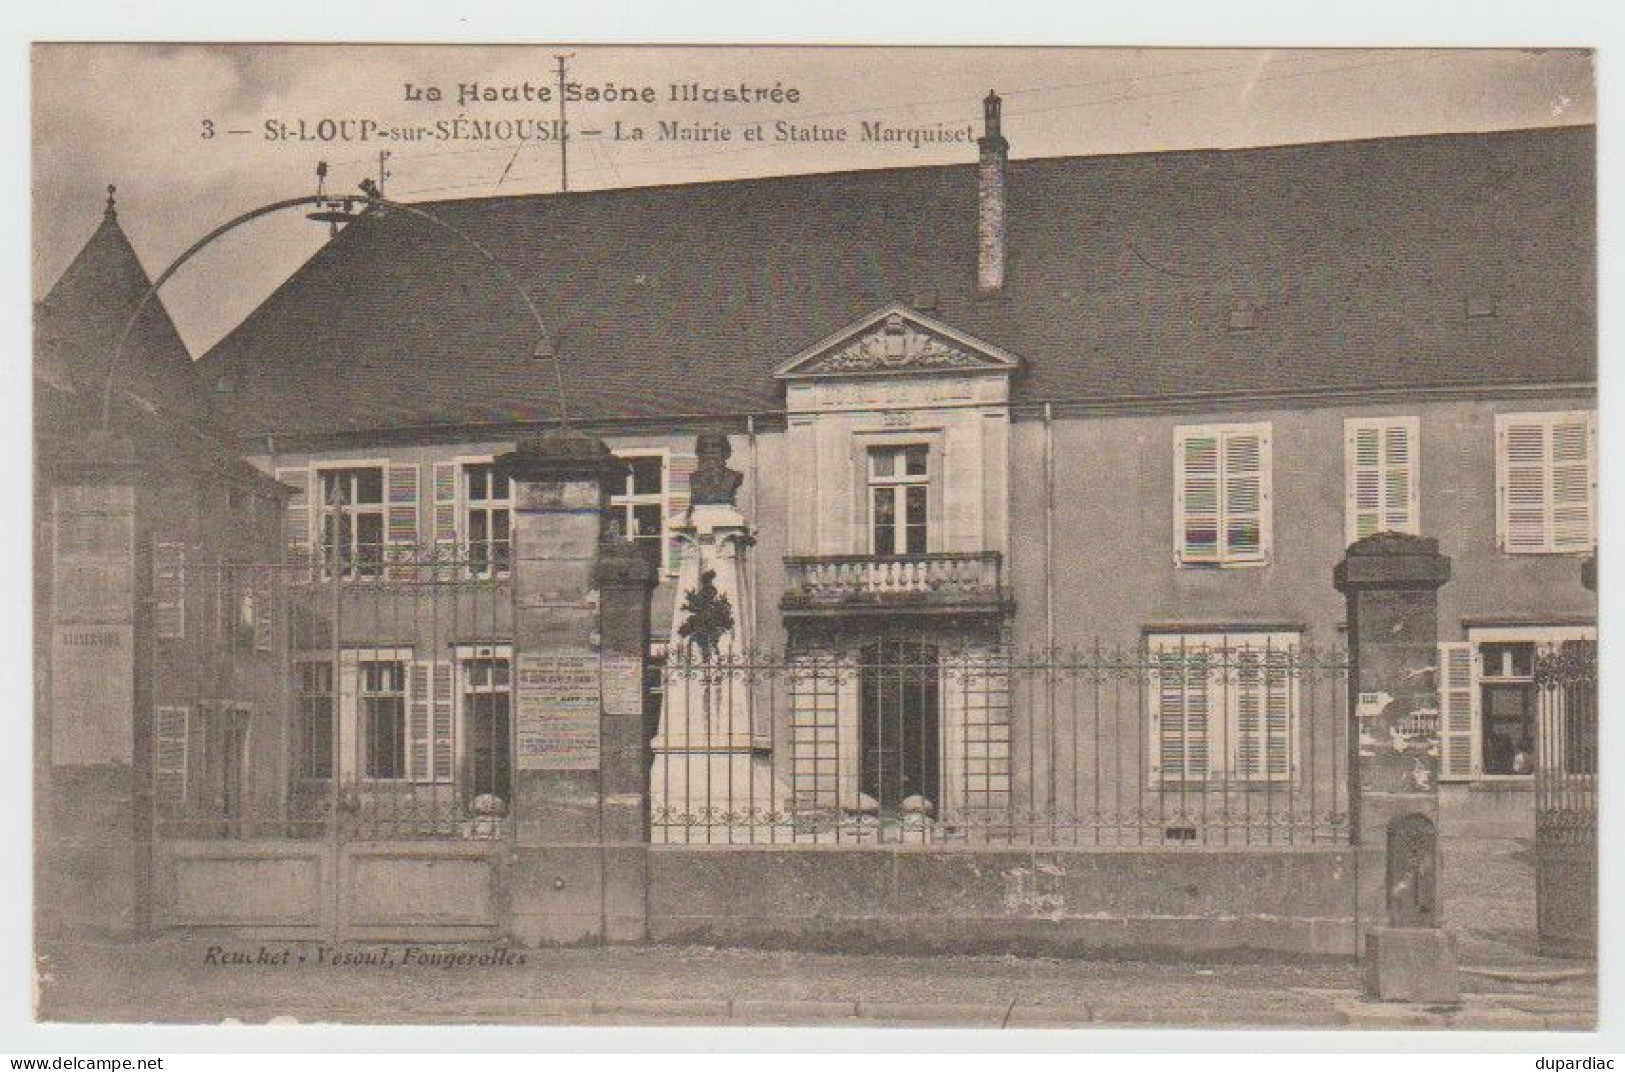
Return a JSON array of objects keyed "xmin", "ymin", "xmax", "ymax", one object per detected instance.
[
  {"xmin": 1334, "ymin": 532, "xmax": 1451, "ymax": 593},
  {"xmin": 494, "ymin": 429, "xmax": 622, "ymax": 486}
]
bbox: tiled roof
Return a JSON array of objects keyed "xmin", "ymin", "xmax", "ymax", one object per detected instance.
[
  {"xmin": 199, "ymin": 124, "xmax": 1595, "ymax": 440},
  {"xmin": 35, "ymin": 201, "xmax": 212, "ymax": 422}
]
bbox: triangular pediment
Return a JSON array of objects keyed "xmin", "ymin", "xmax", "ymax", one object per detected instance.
[{"xmin": 775, "ymin": 304, "xmax": 1022, "ymax": 380}]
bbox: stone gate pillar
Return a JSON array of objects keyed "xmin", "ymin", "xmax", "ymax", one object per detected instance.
[
  {"xmin": 1334, "ymin": 532, "xmax": 1458, "ymax": 1002},
  {"xmin": 496, "ymin": 430, "xmax": 657, "ymax": 945}
]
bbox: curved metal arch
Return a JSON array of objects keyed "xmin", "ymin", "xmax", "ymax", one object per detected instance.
[{"xmin": 99, "ymin": 194, "xmax": 568, "ymax": 430}]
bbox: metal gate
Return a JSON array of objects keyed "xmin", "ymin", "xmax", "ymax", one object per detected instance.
[
  {"xmin": 148, "ymin": 545, "xmax": 515, "ymax": 941},
  {"xmin": 1534, "ymin": 639, "xmax": 1597, "ymax": 959}
]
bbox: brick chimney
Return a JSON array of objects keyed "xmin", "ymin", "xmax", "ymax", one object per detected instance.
[{"xmin": 976, "ymin": 90, "xmax": 1009, "ymax": 296}]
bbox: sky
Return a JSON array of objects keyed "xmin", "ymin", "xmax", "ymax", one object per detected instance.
[{"xmin": 31, "ymin": 44, "xmax": 1594, "ymax": 356}]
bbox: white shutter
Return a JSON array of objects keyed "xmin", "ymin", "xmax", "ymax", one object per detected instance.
[
  {"xmin": 408, "ymin": 661, "xmax": 432, "ymax": 782},
  {"xmin": 432, "ymin": 662, "xmax": 454, "ymax": 783},
  {"xmin": 665, "ymin": 452, "xmax": 696, "ymax": 573},
  {"xmin": 251, "ymin": 571, "xmax": 274, "ymax": 652},
  {"xmin": 1497, "ymin": 412, "xmax": 1595, "ymax": 554},
  {"xmin": 153, "ymin": 542, "xmax": 186, "ymax": 640},
  {"xmin": 1175, "ymin": 432, "xmax": 1221, "ymax": 564},
  {"xmin": 1550, "ymin": 414, "xmax": 1595, "ymax": 552},
  {"xmin": 1346, "ymin": 417, "xmax": 1420, "ymax": 545},
  {"xmin": 337, "ymin": 650, "xmax": 359, "ymax": 782},
  {"xmin": 385, "ymin": 464, "xmax": 420, "ymax": 575},
  {"xmin": 153, "ymin": 705, "xmax": 190, "ymax": 813},
  {"xmin": 1438, "ymin": 642, "xmax": 1477, "ymax": 781},
  {"xmin": 275, "ymin": 467, "xmax": 311, "ymax": 567},
  {"xmin": 432, "ymin": 462, "xmax": 459, "ymax": 558},
  {"xmin": 1222, "ymin": 429, "xmax": 1269, "ymax": 563},
  {"xmin": 1498, "ymin": 416, "xmax": 1551, "ymax": 552},
  {"xmin": 1148, "ymin": 636, "xmax": 1211, "ymax": 783},
  {"xmin": 1230, "ymin": 634, "xmax": 1296, "ymax": 781}
]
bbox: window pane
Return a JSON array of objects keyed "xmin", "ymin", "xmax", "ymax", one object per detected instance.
[
  {"xmin": 873, "ymin": 487, "xmax": 896, "ymax": 554},
  {"xmin": 630, "ymin": 457, "xmax": 663, "ymax": 496},
  {"xmin": 871, "ymin": 449, "xmax": 896, "ymax": 479},
  {"xmin": 633, "ymin": 503, "xmax": 663, "ymax": 540},
  {"xmin": 356, "ymin": 514, "xmax": 384, "ymax": 571},
  {"xmin": 904, "ymin": 446, "xmax": 928, "ymax": 476},
  {"xmin": 905, "ymin": 484, "xmax": 927, "ymax": 526},
  {"xmin": 355, "ymin": 468, "xmax": 384, "ymax": 504},
  {"xmin": 467, "ymin": 464, "xmax": 490, "ymax": 502}
]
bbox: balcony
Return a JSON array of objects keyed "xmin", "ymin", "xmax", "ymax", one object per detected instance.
[{"xmin": 781, "ymin": 552, "xmax": 1009, "ymax": 618}]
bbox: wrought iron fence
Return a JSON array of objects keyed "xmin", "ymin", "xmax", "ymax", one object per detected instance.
[
  {"xmin": 649, "ymin": 636, "xmax": 1350, "ymax": 847},
  {"xmin": 149, "ymin": 545, "xmax": 515, "ymax": 842}
]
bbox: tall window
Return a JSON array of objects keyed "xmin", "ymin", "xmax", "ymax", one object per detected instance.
[
  {"xmin": 1174, "ymin": 424, "xmax": 1271, "ymax": 566},
  {"xmin": 1496, "ymin": 411, "xmax": 1596, "ymax": 554},
  {"xmin": 869, "ymin": 445, "xmax": 929, "ymax": 556},
  {"xmin": 1149, "ymin": 632, "xmax": 1297, "ymax": 784},
  {"xmin": 859, "ymin": 640, "xmax": 941, "ymax": 813},
  {"xmin": 460, "ymin": 650, "xmax": 512, "ymax": 801},
  {"xmin": 463, "ymin": 463, "xmax": 512, "ymax": 577},
  {"xmin": 610, "ymin": 453, "xmax": 666, "ymax": 548},
  {"xmin": 360, "ymin": 659, "xmax": 407, "ymax": 780},
  {"xmin": 318, "ymin": 467, "xmax": 386, "ymax": 578},
  {"xmin": 297, "ymin": 661, "xmax": 334, "ymax": 780}
]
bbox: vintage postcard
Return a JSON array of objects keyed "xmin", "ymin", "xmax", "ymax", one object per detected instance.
[{"xmin": 30, "ymin": 42, "xmax": 1597, "ymax": 1031}]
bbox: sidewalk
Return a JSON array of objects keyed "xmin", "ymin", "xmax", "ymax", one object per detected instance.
[{"xmin": 35, "ymin": 937, "xmax": 1596, "ymax": 1030}]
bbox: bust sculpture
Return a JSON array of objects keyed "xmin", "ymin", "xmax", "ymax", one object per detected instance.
[{"xmin": 689, "ymin": 431, "xmax": 744, "ymax": 507}]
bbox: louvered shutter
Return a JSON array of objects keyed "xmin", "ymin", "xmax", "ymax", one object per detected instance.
[
  {"xmin": 1222, "ymin": 429, "xmax": 1269, "ymax": 563},
  {"xmin": 1498, "ymin": 416, "xmax": 1549, "ymax": 552},
  {"xmin": 432, "ymin": 662, "xmax": 454, "ymax": 782},
  {"xmin": 153, "ymin": 542, "xmax": 186, "ymax": 640},
  {"xmin": 665, "ymin": 451, "xmax": 697, "ymax": 573},
  {"xmin": 275, "ymin": 467, "xmax": 311, "ymax": 568},
  {"xmin": 408, "ymin": 661, "xmax": 433, "ymax": 782},
  {"xmin": 1346, "ymin": 418, "xmax": 1420, "ymax": 545},
  {"xmin": 385, "ymin": 464, "xmax": 420, "ymax": 576},
  {"xmin": 1231, "ymin": 635, "xmax": 1295, "ymax": 782},
  {"xmin": 1175, "ymin": 433, "xmax": 1221, "ymax": 564},
  {"xmin": 1549, "ymin": 415, "xmax": 1595, "ymax": 552},
  {"xmin": 1149, "ymin": 638, "xmax": 1210, "ymax": 783},
  {"xmin": 1438, "ymin": 642, "xmax": 1477, "ymax": 781},
  {"xmin": 252, "ymin": 571, "xmax": 274, "ymax": 652},
  {"xmin": 432, "ymin": 462, "xmax": 459, "ymax": 566},
  {"xmin": 336, "ymin": 651, "xmax": 359, "ymax": 782},
  {"xmin": 153, "ymin": 705, "xmax": 190, "ymax": 813}
]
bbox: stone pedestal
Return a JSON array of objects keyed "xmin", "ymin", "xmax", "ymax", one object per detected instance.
[
  {"xmin": 1334, "ymin": 533, "xmax": 1457, "ymax": 1000},
  {"xmin": 650, "ymin": 502, "xmax": 785, "ymax": 842},
  {"xmin": 495, "ymin": 431, "xmax": 655, "ymax": 944},
  {"xmin": 1365, "ymin": 928, "xmax": 1461, "ymax": 1003}
]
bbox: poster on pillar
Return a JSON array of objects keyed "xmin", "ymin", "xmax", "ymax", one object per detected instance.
[{"xmin": 515, "ymin": 650, "xmax": 602, "ymax": 771}]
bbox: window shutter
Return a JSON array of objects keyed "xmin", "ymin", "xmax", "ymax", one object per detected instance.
[
  {"xmin": 252, "ymin": 571, "xmax": 274, "ymax": 652},
  {"xmin": 1498, "ymin": 416, "xmax": 1549, "ymax": 553},
  {"xmin": 385, "ymin": 464, "xmax": 420, "ymax": 575},
  {"xmin": 275, "ymin": 468, "xmax": 311, "ymax": 567},
  {"xmin": 153, "ymin": 704, "xmax": 190, "ymax": 813},
  {"xmin": 1175, "ymin": 432, "xmax": 1221, "ymax": 564},
  {"xmin": 432, "ymin": 462, "xmax": 459, "ymax": 556},
  {"xmin": 336, "ymin": 651, "xmax": 359, "ymax": 782},
  {"xmin": 1381, "ymin": 421, "xmax": 1419, "ymax": 536},
  {"xmin": 153, "ymin": 542, "xmax": 186, "ymax": 640},
  {"xmin": 1226, "ymin": 636, "xmax": 1294, "ymax": 782},
  {"xmin": 1346, "ymin": 418, "xmax": 1420, "ymax": 545},
  {"xmin": 408, "ymin": 661, "xmax": 433, "ymax": 782},
  {"xmin": 1549, "ymin": 414, "xmax": 1595, "ymax": 552},
  {"xmin": 1498, "ymin": 412, "xmax": 1596, "ymax": 554},
  {"xmin": 1149, "ymin": 637, "xmax": 1210, "ymax": 783},
  {"xmin": 432, "ymin": 663, "xmax": 454, "ymax": 782},
  {"xmin": 665, "ymin": 452, "xmax": 696, "ymax": 573},
  {"xmin": 1222, "ymin": 429, "xmax": 1268, "ymax": 562},
  {"xmin": 1438, "ymin": 642, "xmax": 1477, "ymax": 781}
]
